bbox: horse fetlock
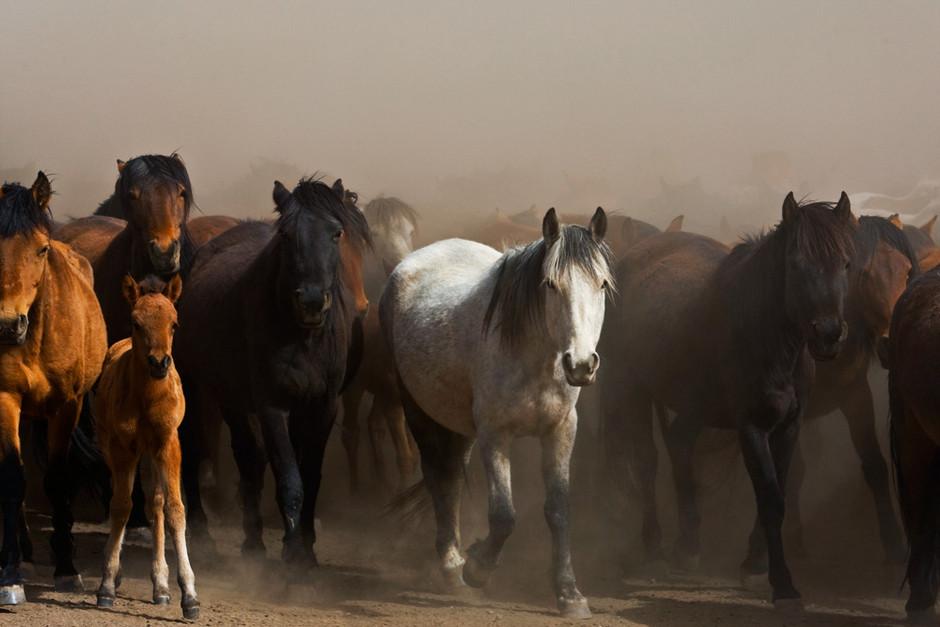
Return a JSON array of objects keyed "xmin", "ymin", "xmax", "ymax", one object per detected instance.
[
  {"xmin": 53, "ymin": 573, "xmax": 84, "ymax": 593},
  {"xmin": 462, "ymin": 551, "xmax": 496, "ymax": 589}
]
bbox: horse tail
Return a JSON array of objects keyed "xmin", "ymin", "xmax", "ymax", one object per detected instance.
[
  {"xmin": 69, "ymin": 398, "xmax": 112, "ymax": 515},
  {"xmin": 385, "ymin": 479, "xmax": 433, "ymax": 525}
]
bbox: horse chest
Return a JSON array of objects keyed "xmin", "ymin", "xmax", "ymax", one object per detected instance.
[
  {"xmin": 0, "ymin": 352, "xmax": 52, "ymax": 408},
  {"xmin": 265, "ymin": 345, "xmax": 332, "ymax": 400}
]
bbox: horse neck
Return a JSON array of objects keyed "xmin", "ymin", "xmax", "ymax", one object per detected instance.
[
  {"xmin": 718, "ymin": 233, "xmax": 804, "ymax": 375},
  {"xmin": 96, "ymin": 193, "xmax": 125, "ymax": 219}
]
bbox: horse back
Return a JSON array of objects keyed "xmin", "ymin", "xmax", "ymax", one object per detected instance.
[{"xmin": 53, "ymin": 215, "xmax": 126, "ymax": 267}]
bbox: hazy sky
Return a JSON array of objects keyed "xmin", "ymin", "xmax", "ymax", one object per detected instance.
[{"xmin": 2, "ymin": 1, "xmax": 939, "ymax": 219}]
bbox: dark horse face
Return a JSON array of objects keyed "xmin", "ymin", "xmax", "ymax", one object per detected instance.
[
  {"xmin": 273, "ymin": 180, "xmax": 344, "ymax": 330},
  {"xmin": 781, "ymin": 192, "xmax": 855, "ymax": 361},
  {"xmin": 117, "ymin": 155, "xmax": 190, "ymax": 275},
  {"xmin": 0, "ymin": 173, "xmax": 53, "ymax": 345}
]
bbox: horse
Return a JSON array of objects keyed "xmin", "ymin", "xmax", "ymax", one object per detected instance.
[
  {"xmin": 383, "ymin": 208, "xmax": 612, "ymax": 618},
  {"xmin": 0, "ymin": 174, "xmax": 107, "ymax": 605},
  {"xmin": 186, "ymin": 215, "xmax": 240, "ymax": 248},
  {"xmin": 600, "ymin": 193, "xmax": 856, "ymax": 607},
  {"xmin": 341, "ymin": 196, "xmax": 420, "ymax": 493},
  {"xmin": 174, "ymin": 177, "xmax": 370, "ymax": 562},
  {"xmin": 93, "ymin": 275, "xmax": 198, "ymax": 619},
  {"xmin": 745, "ymin": 214, "xmax": 917, "ymax": 570},
  {"xmin": 886, "ymin": 267, "xmax": 940, "ymax": 621}
]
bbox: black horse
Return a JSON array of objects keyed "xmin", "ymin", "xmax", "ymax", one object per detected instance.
[
  {"xmin": 174, "ymin": 177, "xmax": 369, "ymax": 562},
  {"xmin": 600, "ymin": 192, "xmax": 856, "ymax": 607}
]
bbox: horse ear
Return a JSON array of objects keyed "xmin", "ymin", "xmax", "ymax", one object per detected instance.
[
  {"xmin": 889, "ymin": 213, "xmax": 904, "ymax": 229},
  {"xmin": 122, "ymin": 274, "xmax": 140, "ymax": 306},
  {"xmin": 164, "ymin": 274, "xmax": 183, "ymax": 304},
  {"xmin": 834, "ymin": 191, "xmax": 854, "ymax": 223},
  {"xmin": 666, "ymin": 215, "xmax": 684, "ymax": 232},
  {"xmin": 172, "ymin": 153, "xmax": 185, "ymax": 164},
  {"xmin": 116, "ymin": 159, "xmax": 126, "ymax": 173},
  {"xmin": 589, "ymin": 207, "xmax": 607, "ymax": 242},
  {"xmin": 31, "ymin": 171, "xmax": 52, "ymax": 210},
  {"xmin": 782, "ymin": 192, "xmax": 799, "ymax": 222},
  {"xmin": 921, "ymin": 215, "xmax": 937, "ymax": 237},
  {"xmin": 272, "ymin": 181, "xmax": 291, "ymax": 213},
  {"xmin": 542, "ymin": 208, "xmax": 560, "ymax": 243},
  {"xmin": 622, "ymin": 217, "xmax": 637, "ymax": 247},
  {"xmin": 331, "ymin": 178, "xmax": 345, "ymax": 199}
]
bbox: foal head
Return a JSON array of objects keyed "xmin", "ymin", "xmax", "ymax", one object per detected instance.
[
  {"xmin": 484, "ymin": 208, "xmax": 612, "ymax": 386},
  {"xmin": 0, "ymin": 173, "xmax": 54, "ymax": 345},
  {"xmin": 778, "ymin": 192, "xmax": 856, "ymax": 360},
  {"xmin": 122, "ymin": 274, "xmax": 182, "ymax": 379},
  {"xmin": 113, "ymin": 154, "xmax": 193, "ymax": 275}
]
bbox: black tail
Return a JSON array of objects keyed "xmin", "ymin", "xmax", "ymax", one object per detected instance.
[{"xmin": 68, "ymin": 396, "xmax": 111, "ymax": 516}]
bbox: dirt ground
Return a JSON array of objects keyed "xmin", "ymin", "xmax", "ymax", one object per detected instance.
[{"xmin": 0, "ymin": 372, "xmax": 919, "ymax": 626}]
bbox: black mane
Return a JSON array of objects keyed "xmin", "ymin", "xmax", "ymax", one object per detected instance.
[
  {"xmin": 0, "ymin": 182, "xmax": 53, "ymax": 237},
  {"xmin": 286, "ymin": 177, "xmax": 372, "ymax": 253},
  {"xmin": 483, "ymin": 225, "xmax": 612, "ymax": 347}
]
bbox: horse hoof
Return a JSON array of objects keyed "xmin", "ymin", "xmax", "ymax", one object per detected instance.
[
  {"xmin": 182, "ymin": 597, "xmax": 200, "ymax": 620},
  {"xmin": 154, "ymin": 594, "xmax": 171, "ymax": 606},
  {"xmin": 0, "ymin": 584, "xmax": 26, "ymax": 605},
  {"xmin": 558, "ymin": 595, "xmax": 592, "ymax": 619},
  {"xmin": 441, "ymin": 566, "xmax": 467, "ymax": 591},
  {"xmin": 54, "ymin": 574, "xmax": 85, "ymax": 593},
  {"xmin": 462, "ymin": 555, "xmax": 493, "ymax": 589},
  {"xmin": 96, "ymin": 594, "xmax": 114, "ymax": 609},
  {"xmin": 773, "ymin": 597, "xmax": 804, "ymax": 613},
  {"xmin": 740, "ymin": 571, "xmax": 768, "ymax": 591}
]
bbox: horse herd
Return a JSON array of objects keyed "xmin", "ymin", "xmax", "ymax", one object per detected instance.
[{"xmin": 2, "ymin": 153, "xmax": 940, "ymax": 621}]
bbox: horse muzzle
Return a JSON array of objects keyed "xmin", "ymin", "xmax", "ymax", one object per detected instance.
[
  {"xmin": 563, "ymin": 351, "xmax": 600, "ymax": 387},
  {"xmin": 0, "ymin": 314, "xmax": 28, "ymax": 345},
  {"xmin": 294, "ymin": 289, "xmax": 332, "ymax": 329},
  {"xmin": 149, "ymin": 239, "xmax": 182, "ymax": 275},
  {"xmin": 147, "ymin": 354, "xmax": 172, "ymax": 379},
  {"xmin": 807, "ymin": 318, "xmax": 848, "ymax": 361}
]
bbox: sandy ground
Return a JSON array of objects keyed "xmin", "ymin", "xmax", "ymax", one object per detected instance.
[{"xmin": 0, "ymin": 370, "xmax": 920, "ymax": 626}]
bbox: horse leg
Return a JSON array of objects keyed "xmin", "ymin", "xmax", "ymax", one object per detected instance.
[
  {"xmin": 340, "ymin": 380, "xmax": 363, "ymax": 493},
  {"xmin": 45, "ymin": 399, "xmax": 83, "ymax": 592},
  {"xmin": 96, "ymin": 451, "xmax": 137, "ymax": 608},
  {"xmin": 663, "ymin": 413, "xmax": 703, "ymax": 570},
  {"xmin": 257, "ymin": 405, "xmax": 305, "ymax": 564},
  {"xmin": 126, "ymin": 470, "xmax": 149, "ymax": 533},
  {"xmin": 155, "ymin": 433, "xmax": 199, "ymax": 619},
  {"xmin": 295, "ymin": 400, "xmax": 337, "ymax": 565},
  {"xmin": 385, "ymin": 398, "xmax": 416, "ymax": 489},
  {"xmin": 149, "ymin": 465, "xmax": 170, "ymax": 605},
  {"xmin": 367, "ymin": 396, "xmax": 390, "ymax": 485},
  {"xmin": 542, "ymin": 413, "xmax": 591, "ymax": 619},
  {"xmin": 224, "ymin": 412, "xmax": 267, "ymax": 555},
  {"xmin": 16, "ymin": 502, "xmax": 32, "ymax": 565},
  {"xmin": 179, "ymin": 380, "xmax": 211, "ymax": 543},
  {"xmin": 464, "ymin": 430, "xmax": 514, "ymax": 589},
  {"xmin": 400, "ymin": 384, "xmax": 470, "ymax": 588},
  {"xmin": 840, "ymin": 377, "xmax": 905, "ymax": 563},
  {"xmin": 739, "ymin": 419, "xmax": 801, "ymax": 606},
  {"xmin": 627, "ymin": 388, "xmax": 664, "ymax": 566},
  {"xmin": 895, "ymin": 410, "xmax": 939, "ymax": 619},
  {"xmin": 0, "ymin": 393, "xmax": 26, "ymax": 605}
]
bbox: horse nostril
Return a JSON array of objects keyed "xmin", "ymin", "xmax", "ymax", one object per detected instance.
[
  {"xmin": 161, "ymin": 355, "xmax": 171, "ymax": 369},
  {"xmin": 322, "ymin": 292, "xmax": 333, "ymax": 311},
  {"xmin": 562, "ymin": 352, "xmax": 574, "ymax": 372},
  {"xmin": 588, "ymin": 352, "xmax": 600, "ymax": 373}
]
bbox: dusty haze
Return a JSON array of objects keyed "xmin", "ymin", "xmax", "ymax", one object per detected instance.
[{"xmin": 3, "ymin": 0, "xmax": 940, "ymax": 228}]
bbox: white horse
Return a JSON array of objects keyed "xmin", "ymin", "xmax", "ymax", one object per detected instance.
[{"xmin": 381, "ymin": 208, "xmax": 612, "ymax": 618}]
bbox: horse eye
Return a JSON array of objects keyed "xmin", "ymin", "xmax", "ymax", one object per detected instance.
[
  {"xmin": 38, "ymin": 245, "xmax": 50, "ymax": 257},
  {"xmin": 545, "ymin": 279, "xmax": 557, "ymax": 290},
  {"xmin": 845, "ymin": 260, "xmax": 851, "ymax": 270},
  {"xmin": 132, "ymin": 321, "xmax": 142, "ymax": 331},
  {"xmin": 333, "ymin": 229, "xmax": 343, "ymax": 242},
  {"xmin": 601, "ymin": 280, "xmax": 610, "ymax": 291}
]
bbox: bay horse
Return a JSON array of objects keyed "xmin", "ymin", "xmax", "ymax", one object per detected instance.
[
  {"xmin": 886, "ymin": 267, "xmax": 940, "ymax": 621},
  {"xmin": 0, "ymin": 174, "xmax": 107, "ymax": 604},
  {"xmin": 174, "ymin": 177, "xmax": 370, "ymax": 562},
  {"xmin": 383, "ymin": 208, "xmax": 612, "ymax": 618},
  {"xmin": 600, "ymin": 193, "xmax": 856, "ymax": 607},
  {"xmin": 93, "ymin": 274, "xmax": 197, "ymax": 619},
  {"xmin": 341, "ymin": 196, "xmax": 420, "ymax": 492}
]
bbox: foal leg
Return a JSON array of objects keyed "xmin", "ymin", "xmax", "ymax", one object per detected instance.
[
  {"xmin": 96, "ymin": 452, "xmax": 137, "ymax": 608},
  {"xmin": 0, "ymin": 393, "xmax": 26, "ymax": 605},
  {"xmin": 150, "ymin": 469, "xmax": 170, "ymax": 605},
  {"xmin": 840, "ymin": 377, "xmax": 905, "ymax": 563},
  {"xmin": 340, "ymin": 381, "xmax": 363, "ymax": 493},
  {"xmin": 739, "ymin": 419, "xmax": 801, "ymax": 606},
  {"xmin": 225, "ymin": 412, "xmax": 267, "ymax": 555},
  {"xmin": 400, "ymin": 385, "xmax": 470, "ymax": 588},
  {"xmin": 663, "ymin": 413, "xmax": 703, "ymax": 569},
  {"xmin": 543, "ymin": 413, "xmax": 591, "ymax": 619},
  {"xmin": 464, "ymin": 430, "xmax": 514, "ymax": 589},
  {"xmin": 156, "ymin": 434, "xmax": 199, "ymax": 620},
  {"xmin": 45, "ymin": 400, "xmax": 83, "ymax": 592}
]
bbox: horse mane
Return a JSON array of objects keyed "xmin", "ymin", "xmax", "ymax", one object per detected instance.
[
  {"xmin": 855, "ymin": 216, "xmax": 920, "ymax": 282},
  {"xmin": 365, "ymin": 196, "xmax": 420, "ymax": 232},
  {"xmin": 0, "ymin": 182, "xmax": 54, "ymax": 236},
  {"xmin": 482, "ymin": 225, "xmax": 612, "ymax": 347},
  {"xmin": 286, "ymin": 177, "xmax": 373, "ymax": 253}
]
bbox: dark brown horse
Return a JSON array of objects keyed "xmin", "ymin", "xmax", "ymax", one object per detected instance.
[
  {"xmin": 600, "ymin": 193, "xmax": 856, "ymax": 607},
  {"xmin": 886, "ymin": 267, "xmax": 940, "ymax": 621},
  {"xmin": 174, "ymin": 177, "xmax": 370, "ymax": 562},
  {"xmin": 0, "ymin": 175, "xmax": 107, "ymax": 604}
]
